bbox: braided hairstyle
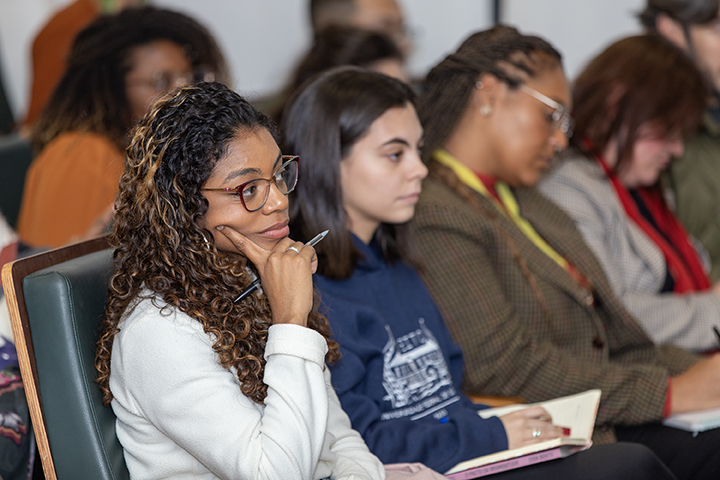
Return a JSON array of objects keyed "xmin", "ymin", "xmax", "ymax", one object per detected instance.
[
  {"xmin": 417, "ymin": 25, "xmax": 561, "ymax": 164},
  {"xmin": 95, "ymin": 82, "xmax": 339, "ymax": 406},
  {"xmin": 31, "ymin": 6, "xmax": 230, "ymax": 153},
  {"xmin": 417, "ymin": 25, "xmax": 566, "ymax": 320}
]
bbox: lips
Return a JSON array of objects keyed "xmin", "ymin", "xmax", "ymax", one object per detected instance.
[
  {"xmin": 259, "ymin": 219, "xmax": 290, "ymax": 239},
  {"xmin": 398, "ymin": 190, "xmax": 422, "ymax": 203}
]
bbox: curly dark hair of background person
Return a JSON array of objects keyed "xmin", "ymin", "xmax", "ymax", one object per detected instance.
[{"xmin": 95, "ymin": 81, "xmax": 340, "ymax": 406}]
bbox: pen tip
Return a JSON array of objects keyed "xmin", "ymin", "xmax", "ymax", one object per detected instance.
[{"xmin": 321, "ymin": 229, "xmax": 329, "ymax": 237}]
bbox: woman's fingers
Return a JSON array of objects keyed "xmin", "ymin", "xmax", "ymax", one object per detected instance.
[
  {"xmin": 215, "ymin": 228, "xmax": 315, "ymax": 326},
  {"xmin": 499, "ymin": 407, "xmax": 569, "ymax": 450},
  {"xmin": 216, "ymin": 225, "xmax": 269, "ymax": 268},
  {"xmin": 522, "ymin": 419, "xmax": 567, "ymax": 441}
]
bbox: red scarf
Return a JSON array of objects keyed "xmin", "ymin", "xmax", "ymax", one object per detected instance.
[{"xmin": 589, "ymin": 145, "xmax": 710, "ymax": 293}]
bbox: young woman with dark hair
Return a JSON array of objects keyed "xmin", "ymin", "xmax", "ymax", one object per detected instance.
[
  {"xmin": 412, "ymin": 25, "xmax": 720, "ymax": 479},
  {"xmin": 539, "ymin": 34, "xmax": 719, "ymax": 352},
  {"xmin": 17, "ymin": 6, "xmax": 229, "ymax": 248},
  {"xmin": 285, "ymin": 66, "xmax": 676, "ymax": 479},
  {"xmin": 94, "ymin": 81, "xmax": 384, "ymax": 479}
]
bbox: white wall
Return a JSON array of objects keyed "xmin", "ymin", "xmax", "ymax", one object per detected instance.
[
  {"xmin": 0, "ymin": 0, "xmax": 646, "ymax": 122},
  {"xmin": 503, "ymin": 0, "xmax": 645, "ymax": 79},
  {"xmin": 148, "ymin": 0, "xmax": 495, "ymax": 101},
  {"xmin": 0, "ymin": 0, "xmax": 69, "ymax": 118}
]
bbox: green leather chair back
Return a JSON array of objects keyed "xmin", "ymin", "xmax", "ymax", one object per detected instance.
[
  {"xmin": 22, "ymin": 246, "xmax": 129, "ymax": 480},
  {"xmin": 0, "ymin": 134, "xmax": 33, "ymax": 228}
]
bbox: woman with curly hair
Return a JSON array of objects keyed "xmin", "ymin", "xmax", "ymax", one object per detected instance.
[{"xmin": 94, "ymin": 81, "xmax": 384, "ymax": 480}]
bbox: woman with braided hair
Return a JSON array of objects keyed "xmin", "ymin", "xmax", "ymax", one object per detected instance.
[
  {"xmin": 94, "ymin": 81, "xmax": 385, "ymax": 479},
  {"xmin": 412, "ymin": 25, "xmax": 720, "ymax": 479}
]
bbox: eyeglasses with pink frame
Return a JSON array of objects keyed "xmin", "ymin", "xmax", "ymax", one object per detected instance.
[{"xmin": 202, "ymin": 155, "xmax": 299, "ymax": 212}]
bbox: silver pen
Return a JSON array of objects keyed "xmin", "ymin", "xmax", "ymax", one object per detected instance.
[{"xmin": 234, "ymin": 230, "xmax": 329, "ymax": 303}]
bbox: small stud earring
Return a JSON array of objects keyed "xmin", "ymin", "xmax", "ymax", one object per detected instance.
[
  {"xmin": 480, "ymin": 104, "xmax": 493, "ymax": 117},
  {"xmin": 475, "ymin": 81, "xmax": 484, "ymax": 90}
]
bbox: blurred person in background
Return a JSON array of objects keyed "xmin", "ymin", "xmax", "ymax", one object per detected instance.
[
  {"xmin": 268, "ymin": 25, "xmax": 406, "ymax": 123},
  {"xmin": 540, "ymin": 35, "xmax": 720, "ymax": 352},
  {"xmin": 310, "ymin": 0, "xmax": 411, "ymax": 55},
  {"xmin": 413, "ymin": 25, "xmax": 720, "ymax": 480},
  {"xmin": 23, "ymin": 0, "xmax": 144, "ymax": 129},
  {"xmin": 16, "ymin": 6, "xmax": 229, "ymax": 249},
  {"xmin": 641, "ymin": 0, "xmax": 720, "ymax": 281}
]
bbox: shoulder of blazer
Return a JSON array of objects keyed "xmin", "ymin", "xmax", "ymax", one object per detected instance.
[{"xmin": 416, "ymin": 176, "xmax": 498, "ymax": 230}]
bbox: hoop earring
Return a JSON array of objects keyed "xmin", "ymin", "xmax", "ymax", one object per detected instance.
[
  {"xmin": 480, "ymin": 104, "xmax": 493, "ymax": 117},
  {"xmin": 475, "ymin": 81, "xmax": 484, "ymax": 90}
]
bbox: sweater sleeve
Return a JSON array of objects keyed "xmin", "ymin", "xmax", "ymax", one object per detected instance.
[
  {"xmin": 412, "ymin": 199, "xmax": 672, "ymax": 428},
  {"xmin": 317, "ymin": 369, "xmax": 386, "ymax": 480},
  {"xmin": 111, "ymin": 310, "xmax": 330, "ymax": 480},
  {"xmin": 324, "ymin": 299, "xmax": 507, "ymax": 474},
  {"xmin": 540, "ymin": 161, "xmax": 720, "ymax": 351}
]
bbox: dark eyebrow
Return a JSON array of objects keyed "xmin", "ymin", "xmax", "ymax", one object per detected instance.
[
  {"xmin": 382, "ymin": 138, "xmax": 410, "ymax": 147},
  {"xmin": 222, "ymin": 152, "xmax": 282, "ymax": 184}
]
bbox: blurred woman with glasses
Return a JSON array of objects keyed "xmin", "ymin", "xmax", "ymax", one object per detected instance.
[
  {"xmin": 16, "ymin": 6, "xmax": 229, "ymax": 249},
  {"xmin": 539, "ymin": 34, "xmax": 720, "ymax": 353},
  {"xmin": 412, "ymin": 25, "xmax": 720, "ymax": 479},
  {"xmin": 94, "ymin": 81, "xmax": 385, "ymax": 479}
]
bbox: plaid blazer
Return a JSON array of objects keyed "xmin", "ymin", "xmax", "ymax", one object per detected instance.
[{"xmin": 412, "ymin": 165, "xmax": 698, "ymax": 444}]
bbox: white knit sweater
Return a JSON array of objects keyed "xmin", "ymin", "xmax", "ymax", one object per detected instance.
[{"xmin": 109, "ymin": 294, "xmax": 385, "ymax": 480}]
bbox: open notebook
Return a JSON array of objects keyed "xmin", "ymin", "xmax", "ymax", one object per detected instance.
[{"xmin": 444, "ymin": 389, "xmax": 601, "ymax": 479}]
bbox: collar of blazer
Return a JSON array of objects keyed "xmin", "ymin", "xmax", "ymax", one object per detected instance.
[{"xmin": 432, "ymin": 149, "xmax": 595, "ymax": 308}]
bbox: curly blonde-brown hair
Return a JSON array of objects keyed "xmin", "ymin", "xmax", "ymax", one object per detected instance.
[{"xmin": 95, "ymin": 82, "xmax": 339, "ymax": 406}]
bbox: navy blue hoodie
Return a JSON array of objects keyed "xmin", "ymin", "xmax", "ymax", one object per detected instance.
[{"xmin": 315, "ymin": 234, "xmax": 508, "ymax": 473}]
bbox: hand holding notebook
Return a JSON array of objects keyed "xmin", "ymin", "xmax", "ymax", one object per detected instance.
[{"xmin": 445, "ymin": 390, "xmax": 601, "ymax": 479}]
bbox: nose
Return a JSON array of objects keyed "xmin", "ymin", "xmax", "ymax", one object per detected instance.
[
  {"xmin": 409, "ymin": 151, "xmax": 429, "ymax": 180},
  {"xmin": 550, "ymin": 126, "xmax": 569, "ymax": 152},
  {"xmin": 261, "ymin": 182, "xmax": 289, "ymax": 214}
]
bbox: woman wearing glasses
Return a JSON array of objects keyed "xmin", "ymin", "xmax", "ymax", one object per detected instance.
[
  {"xmin": 539, "ymin": 35, "xmax": 720, "ymax": 352},
  {"xmin": 17, "ymin": 6, "xmax": 228, "ymax": 249},
  {"xmin": 94, "ymin": 81, "xmax": 384, "ymax": 479},
  {"xmin": 412, "ymin": 26, "xmax": 720, "ymax": 479}
]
